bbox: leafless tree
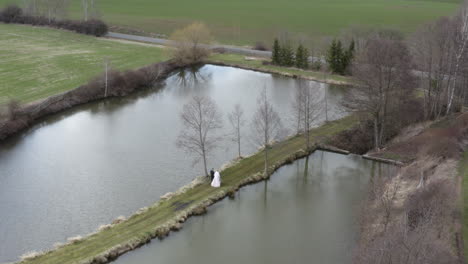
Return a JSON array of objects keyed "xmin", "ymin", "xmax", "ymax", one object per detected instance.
[
  {"xmin": 346, "ymin": 31, "xmax": 415, "ymax": 150},
  {"xmin": 228, "ymin": 104, "xmax": 245, "ymax": 158},
  {"xmin": 411, "ymin": 18, "xmax": 455, "ymax": 119},
  {"xmin": 81, "ymin": 0, "xmax": 98, "ymax": 21},
  {"xmin": 103, "ymin": 57, "xmax": 110, "ymax": 97},
  {"xmin": 24, "ymin": 0, "xmax": 69, "ymax": 22},
  {"xmin": 291, "ymin": 80, "xmax": 322, "ymax": 150},
  {"xmin": 169, "ymin": 22, "xmax": 213, "ymax": 64},
  {"xmin": 251, "ymin": 86, "xmax": 283, "ymax": 176},
  {"xmin": 176, "ymin": 96, "xmax": 223, "ymax": 177},
  {"xmin": 446, "ymin": 1, "xmax": 468, "ymax": 114}
]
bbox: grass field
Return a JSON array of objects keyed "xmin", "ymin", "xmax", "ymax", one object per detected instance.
[
  {"xmin": 19, "ymin": 115, "xmax": 358, "ymax": 264},
  {"xmin": 0, "ymin": 24, "xmax": 167, "ymax": 103},
  {"xmin": 1, "ymin": 0, "xmax": 459, "ymax": 45}
]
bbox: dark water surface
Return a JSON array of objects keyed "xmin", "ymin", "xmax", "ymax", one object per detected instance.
[
  {"xmin": 0, "ymin": 65, "xmax": 345, "ymax": 262},
  {"xmin": 114, "ymin": 151, "xmax": 395, "ymax": 264}
]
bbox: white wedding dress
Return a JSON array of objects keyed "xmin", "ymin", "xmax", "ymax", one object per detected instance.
[{"xmin": 211, "ymin": 171, "xmax": 221, "ymax": 187}]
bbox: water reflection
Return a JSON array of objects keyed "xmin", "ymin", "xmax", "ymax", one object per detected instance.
[
  {"xmin": 0, "ymin": 65, "xmax": 346, "ymax": 262},
  {"xmin": 114, "ymin": 151, "xmax": 395, "ymax": 264}
]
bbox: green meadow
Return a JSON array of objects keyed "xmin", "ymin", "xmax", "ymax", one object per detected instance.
[
  {"xmin": 0, "ymin": 24, "xmax": 166, "ymax": 103},
  {"xmin": 17, "ymin": 0, "xmax": 463, "ymax": 44}
]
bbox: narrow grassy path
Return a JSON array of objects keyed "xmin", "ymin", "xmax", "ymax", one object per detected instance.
[
  {"xmin": 20, "ymin": 115, "xmax": 357, "ymax": 264},
  {"xmin": 460, "ymin": 151, "xmax": 468, "ymax": 261}
]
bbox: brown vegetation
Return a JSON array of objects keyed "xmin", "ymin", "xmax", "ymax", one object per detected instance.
[
  {"xmin": 169, "ymin": 22, "xmax": 212, "ymax": 64},
  {"xmin": 0, "ymin": 60, "xmax": 184, "ymax": 141},
  {"xmin": 354, "ymin": 113, "xmax": 468, "ymax": 264},
  {"xmin": 0, "ymin": 4, "xmax": 108, "ymax": 36}
]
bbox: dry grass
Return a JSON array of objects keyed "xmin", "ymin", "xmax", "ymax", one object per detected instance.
[{"xmin": 356, "ymin": 113, "xmax": 468, "ymax": 264}]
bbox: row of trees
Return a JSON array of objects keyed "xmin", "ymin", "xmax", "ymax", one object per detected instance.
[
  {"xmin": 411, "ymin": 2, "xmax": 468, "ymax": 119},
  {"xmin": 271, "ymin": 39, "xmax": 309, "ymax": 69},
  {"xmin": 20, "ymin": 0, "xmax": 99, "ymax": 22},
  {"xmin": 343, "ymin": 0, "xmax": 468, "ymax": 150},
  {"xmin": 176, "ymin": 82, "xmax": 325, "ymax": 177},
  {"xmin": 326, "ymin": 39, "xmax": 355, "ymax": 75}
]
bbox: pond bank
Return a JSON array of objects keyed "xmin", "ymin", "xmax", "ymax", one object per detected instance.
[
  {"xmin": 0, "ymin": 59, "xmax": 184, "ymax": 142},
  {"xmin": 207, "ymin": 54, "xmax": 354, "ymax": 86},
  {"xmin": 18, "ymin": 116, "xmax": 359, "ymax": 264}
]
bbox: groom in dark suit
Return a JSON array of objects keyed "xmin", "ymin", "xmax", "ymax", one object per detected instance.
[{"xmin": 210, "ymin": 168, "xmax": 215, "ymax": 181}]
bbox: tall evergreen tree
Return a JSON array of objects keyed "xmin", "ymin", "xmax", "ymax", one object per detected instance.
[
  {"xmin": 281, "ymin": 44, "xmax": 294, "ymax": 67},
  {"xmin": 302, "ymin": 46, "xmax": 309, "ymax": 69},
  {"xmin": 296, "ymin": 45, "xmax": 304, "ymax": 69},
  {"xmin": 342, "ymin": 39, "xmax": 355, "ymax": 74},
  {"xmin": 336, "ymin": 40, "xmax": 344, "ymax": 74},
  {"xmin": 295, "ymin": 44, "xmax": 309, "ymax": 69},
  {"xmin": 272, "ymin": 38, "xmax": 281, "ymax": 65},
  {"xmin": 326, "ymin": 39, "xmax": 339, "ymax": 74}
]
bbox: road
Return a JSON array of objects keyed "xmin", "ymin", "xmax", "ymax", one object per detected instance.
[{"xmin": 106, "ymin": 32, "xmax": 272, "ymax": 58}]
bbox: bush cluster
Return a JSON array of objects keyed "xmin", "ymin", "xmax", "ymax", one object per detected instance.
[
  {"xmin": 0, "ymin": 5, "xmax": 108, "ymax": 37},
  {"xmin": 326, "ymin": 39, "xmax": 354, "ymax": 75},
  {"xmin": 271, "ymin": 38, "xmax": 309, "ymax": 69}
]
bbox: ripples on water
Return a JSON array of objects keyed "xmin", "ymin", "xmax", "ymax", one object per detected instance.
[{"xmin": 0, "ymin": 65, "xmax": 346, "ymax": 262}]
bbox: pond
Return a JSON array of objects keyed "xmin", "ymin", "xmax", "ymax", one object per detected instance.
[
  {"xmin": 113, "ymin": 151, "xmax": 395, "ymax": 264},
  {"xmin": 0, "ymin": 65, "xmax": 346, "ymax": 262}
]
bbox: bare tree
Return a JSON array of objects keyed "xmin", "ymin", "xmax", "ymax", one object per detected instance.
[
  {"xmin": 228, "ymin": 104, "xmax": 245, "ymax": 158},
  {"xmin": 103, "ymin": 57, "xmax": 110, "ymax": 97},
  {"xmin": 251, "ymin": 86, "xmax": 282, "ymax": 176},
  {"xmin": 169, "ymin": 22, "xmax": 213, "ymax": 64},
  {"xmin": 411, "ymin": 18, "xmax": 455, "ymax": 119},
  {"xmin": 447, "ymin": 1, "xmax": 468, "ymax": 114},
  {"xmin": 346, "ymin": 31, "xmax": 415, "ymax": 150},
  {"xmin": 291, "ymin": 80, "xmax": 322, "ymax": 150},
  {"xmin": 176, "ymin": 96, "xmax": 223, "ymax": 177},
  {"xmin": 24, "ymin": 0, "xmax": 69, "ymax": 22},
  {"xmin": 81, "ymin": 0, "xmax": 98, "ymax": 21}
]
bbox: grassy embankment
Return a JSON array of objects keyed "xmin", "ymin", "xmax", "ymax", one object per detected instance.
[
  {"xmin": 0, "ymin": 23, "xmax": 353, "ymax": 104},
  {"xmin": 0, "ymin": 0, "xmax": 457, "ymax": 45},
  {"xmin": 0, "ymin": 23, "xmax": 167, "ymax": 104},
  {"xmin": 460, "ymin": 151, "xmax": 468, "ymax": 260},
  {"xmin": 19, "ymin": 115, "xmax": 357, "ymax": 264},
  {"xmin": 208, "ymin": 53, "xmax": 354, "ymax": 85}
]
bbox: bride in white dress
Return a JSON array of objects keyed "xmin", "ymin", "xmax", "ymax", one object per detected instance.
[{"xmin": 211, "ymin": 170, "xmax": 221, "ymax": 187}]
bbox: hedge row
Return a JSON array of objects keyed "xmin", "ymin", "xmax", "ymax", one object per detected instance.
[{"xmin": 0, "ymin": 5, "xmax": 108, "ymax": 36}]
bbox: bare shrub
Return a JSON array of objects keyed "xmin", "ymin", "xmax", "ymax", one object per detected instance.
[
  {"xmin": 254, "ymin": 41, "xmax": 269, "ymax": 51},
  {"xmin": 169, "ymin": 22, "xmax": 213, "ymax": 64},
  {"xmin": 0, "ymin": 4, "xmax": 22, "ymax": 23},
  {"xmin": 0, "ymin": 5, "xmax": 108, "ymax": 36}
]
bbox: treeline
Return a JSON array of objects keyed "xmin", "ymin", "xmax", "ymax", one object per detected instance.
[
  {"xmin": 0, "ymin": 3, "xmax": 107, "ymax": 37},
  {"xmin": 326, "ymin": 39, "xmax": 354, "ymax": 75},
  {"xmin": 271, "ymin": 39, "xmax": 309, "ymax": 69}
]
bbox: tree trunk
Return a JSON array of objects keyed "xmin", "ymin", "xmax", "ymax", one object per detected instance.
[
  {"xmin": 202, "ymin": 148, "xmax": 208, "ymax": 177},
  {"xmin": 374, "ymin": 116, "xmax": 380, "ymax": 150},
  {"xmin": 264, "ymin": 146, "xmax": 268, "ymax": 176}
]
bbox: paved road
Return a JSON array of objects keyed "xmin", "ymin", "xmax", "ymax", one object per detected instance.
[{"xmin": 106, "ymin": 32, "xmax": 272, "ymax": 58}]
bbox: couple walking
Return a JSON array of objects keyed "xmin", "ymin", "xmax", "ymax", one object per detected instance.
[{"xmin": 209, "ymin": 168, "xmax": 221, "ymax": 188}]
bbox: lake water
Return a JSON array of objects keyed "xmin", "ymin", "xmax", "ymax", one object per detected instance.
[
  {"xmin": 113, "ymin": 151, "xmax": 394, "ymax": 264},
  {"xmin": 0, "ymin": 65, "xmax": 345, "ymax": 262}
]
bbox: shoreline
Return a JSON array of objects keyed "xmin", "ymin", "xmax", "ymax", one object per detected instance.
[
  {"xmin": 0, "ymin": 60, "xmax": 350, "ymax": 143},
  {"xmin": 207, "ymin": 60, "xmax": 354, "ymax": 86},
  {"xmin": 18, "ymin": 116, "xmax": 364, "ymax": 264}
]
